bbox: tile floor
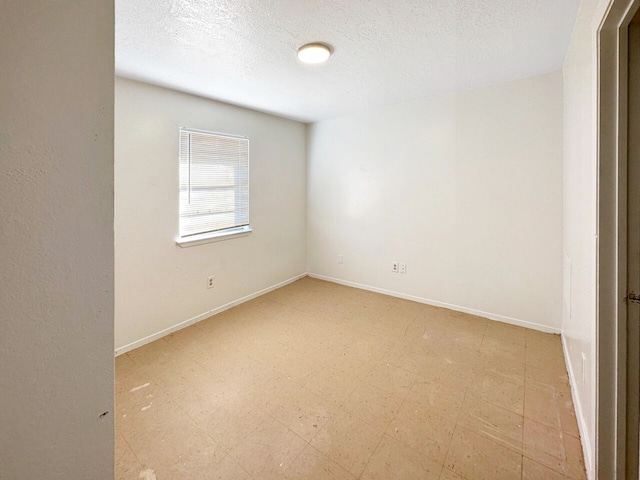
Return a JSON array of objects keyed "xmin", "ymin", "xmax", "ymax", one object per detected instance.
[{"xmin": 115, "ymin": 277, "xmax": 586, "ymax": 480}]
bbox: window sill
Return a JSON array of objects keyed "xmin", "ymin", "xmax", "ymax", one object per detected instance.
[{"xmin": 176, "ymin": 226, "xmax": 253, "ymax": 248}]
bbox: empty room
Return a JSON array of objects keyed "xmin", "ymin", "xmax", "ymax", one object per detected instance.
[{"xmin": 4, "ymin": 0, "xmax": 640, "ymax": 479}]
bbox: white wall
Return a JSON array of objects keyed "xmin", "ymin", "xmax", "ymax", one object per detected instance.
[
  {"xmin": 0, "ymin": 1, "xmax": 114, "ymax": 479},
  {"xmin": 115, "ymin": 78, "xmax": 307, "ymax": 351},
  {"xmin": 307, "ymin": 71, "xmax": 564, "ymax": 332},
  {"xmin": 562, "ymin": 0, "xmax": 611, "ymax": 476}
]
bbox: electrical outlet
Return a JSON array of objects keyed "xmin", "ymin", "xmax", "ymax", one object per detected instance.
[
  {"xmin": 399, "ymin": 263, "xmax": 407, "ymax": 274},
  {"xmin": 207, "ymin": 276, "xmax": 214, "ymax": 289},
  {"xmin": 392, "ymin": 262, "xmax": 399, "ymax": 273},
  {"xmin": 338, "ymin": 255, "xmax": 344, "ymax": 264}
]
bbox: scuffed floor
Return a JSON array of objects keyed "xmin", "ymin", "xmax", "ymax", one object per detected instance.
[{"xmin": 115, "ymin": 277, "xmax": 586, "ymax": 479}]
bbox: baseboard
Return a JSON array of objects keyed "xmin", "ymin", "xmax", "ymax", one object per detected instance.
[
  {"xmin": 114, "ymin": 273, "xmax": 307, "ymax": 356},
  {"xmin": 307, "ymin": 273, "xmax": 561, "ymax": 334},
  {"xmin": 561, "ymin": 336, "xmax": 594, "ymax": 480},
  {"xmin": 116, "ymin": 271, "xmax": 561, "ymax": 355}
]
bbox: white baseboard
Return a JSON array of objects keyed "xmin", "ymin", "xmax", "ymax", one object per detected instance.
[
  {"xmin": 307, "ymin": 273, "xmax": 561, "ymax": 334},
  {"xmin": 116, "ymin": 271, "xmax": 562, "ymax": 356},
  {"xmin": 561, "ymin": 336, "xmax": 594, "ymax": 480},
  {"xmin": 114, "ymin": 273, "xmax": 307, "ymax": 356}
]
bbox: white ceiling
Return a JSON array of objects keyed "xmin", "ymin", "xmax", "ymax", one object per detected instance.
[{"xmin": 116, "ymin": 0, "xmax": 581, "ymax": 123}]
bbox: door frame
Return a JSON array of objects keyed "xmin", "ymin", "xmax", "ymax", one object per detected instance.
[{"xmin": 598, "ymin": 0, "xmax": 640, "ymax": 477}]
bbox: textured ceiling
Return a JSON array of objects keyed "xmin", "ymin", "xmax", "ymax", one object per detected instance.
[{"xmin": 116, "ymin": 0, "xmax": 581, "ymax": 123}]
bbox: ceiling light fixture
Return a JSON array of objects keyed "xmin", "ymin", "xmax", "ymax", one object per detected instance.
[{"xmin": 297, "ymin": 43, "xmax": 332, "ymax": 64}]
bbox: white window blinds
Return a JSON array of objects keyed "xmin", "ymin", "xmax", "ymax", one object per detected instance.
[{"xmin": 179, "ymin": 128, "xmax": 249, "ymax": 239}]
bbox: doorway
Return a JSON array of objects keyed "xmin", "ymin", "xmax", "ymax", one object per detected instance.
[
  {"xmin": 627, "ymin": 13, "xmax": 640, "ymax": 479},
  {"xmin": 598, "ymin": 1, "xmax": 640, "ymax": 478}
]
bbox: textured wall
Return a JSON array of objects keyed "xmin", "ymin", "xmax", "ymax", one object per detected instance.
[
  {"xmin": 307, "ymin": 71, "xmax": 564, "ymax": 332},
  {"xmin": 115, "ymin": 78, "xmax": 307, "ymax": 351},
  {"xmin": 0, "ymin": 1, "xmax": 115, "ymax": 478}
]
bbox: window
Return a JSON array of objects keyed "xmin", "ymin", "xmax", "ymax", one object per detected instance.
[{"xmin": 177, "ymin": 128, "xmax": 251, "ymax": 246}]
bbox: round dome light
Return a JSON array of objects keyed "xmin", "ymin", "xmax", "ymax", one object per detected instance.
[{"xmin": 297, "ymin": 43, "xmax": 332, "ymax": 64}]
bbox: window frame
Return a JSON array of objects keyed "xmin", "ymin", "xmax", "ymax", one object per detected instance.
[{"xmin": 176, "ymin": 127, "xmax": 252, "ymax": 247}]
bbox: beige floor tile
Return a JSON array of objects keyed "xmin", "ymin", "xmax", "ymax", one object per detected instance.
[
  {"xmin": 525, "ymin": 363, "xmax": 579, "ymax": 436},
  {"xmin": 524, "ymin": 383, "xmax": 563, "ymax": 429},
  {"xmin": 212, "ymin": 354, "xmax": 278, "ymax": 392},
  {"xmin": 429, "ymin": 329, "xmax": 485, "ymax": 353},
  {"xmin": 144, "ymin": 356, "xmax": 218, "ymax": 399},
  {"xmin": 116, "ymin": 353, "xmax": 141, "ymax": 377},
  {"xmin": 163, "ymin": 324, "xmax": 209, "ymax": 352},
  {"xmin": 480, "ymin": 335, "xmax": 527, "ymax": 361},
  {"xmin": 523, "ymin": 418, "xmax": 566, "ymax": 474},
  {"xmin": 310, "ymin": 409, "xmax": 384, "ymax": 477},
  {"xmin": 397, "ymin": 298, "xmax": 431, "ymax": 316},
  {"xmin": 181, "ymin": 389, "xmax": 274, "ymax": 449},
  {"xmin": 525, "ymin": 364, "xmax": 570, "ymax": 391},
  {"xmin": 242, "ymin": 372, "xmax": 301, "ymax": 411},
  {"xmin": 442, "ymin": 311, "xmax": 489, "ymax": 334},
  {"xmin": 439, "ymin": 468, "xmax": 464, "ymax": 480},
  {"xmin": 115, "ymin": 279, "xmax": 586, "ymax": 480},
  {"xmin": 383, "ymin": 302, "xmax": 428, "ymax": 332},
  {"xmin": 424, "ymin": 338, "xmax": 482, "ymax": 369},
  {"xmin": 267, "ymin": 385, "xmax": 336, "ymax": 441},
  {"xmin": 325, "ymin": 346, "xmax": 380, "ymax": 377},
  {"xmin": 303, "ymin": 367, "xmax": 358, "ymax": 407},
  {"xmin": 450, "ymin": 320, "xmax": 489, "ymax": 339},
  {"xmin": 524, "ymin": 418, "xmax": 586, "ymax": 480},
  {"xmin": 387, "ymin": 398, "xmax": 456, "ymax": 464},
  {"xmin": 229, "ymin": 417, "xmax": 307, "ymax": 480},
  {"xmin": 526, "ymin": 330, "xmax": 563, "ymax": 353},
  {"xmin": 133, "ymin": 468, "xmax": 158, "ymax": 480},
  {"xmin": 266, "ymin": 281, "xmax": 319, "ymax": 306},
  {"xmin": 474, "ymin": 352, "xmax": 526, "ymax": 386},
  {"xmin": 404, "ymin": 377, "xmax": 465, "ymax": 421},
  {"xmin": 370, "ymin": 318, "xmax": 414, "ymax": 340},
  {"xmin": 202, "ymin": 454, "xmax": 253, "ymax": 480},
  {"xmin": 174, "ymin": 380, "xmax": 242, "ymax": 421},
  {"xmin": 361, "ymin": 434, "xmax": 442, "ymax": 480},
  {"xmin": 119, "ymin": 400, "xmax": 223, "ymax": 466},
  {"xmin": 484, "ymin": 322, "xmax": 528, "ymax": 346},
  {"xmin": 115, "ymin": 369, "xmax": 172, "ymax": 416},
  {"xmin": 563, "ymin": 433, "xmax": 587, "ymax": 479},
  {"xmin": 341, "ymin": 293, "xmax": 398, "ymax": 317},
  {"xmin": 322, "ymin": 322, "xmax": 361, "ymax": 345},
  {"xmin": 457, "ymin": 397, "xmax": 523, "ymax": 453},
  {"xmin": 402, "ymin": 316, "xmax": 435, "ymax": 343},
  {"xmin": 140, "ymin": 430, "xmax": 226, "ymax": 480},
  {"xmin": 522, "ymin": 457, "xmax": 565, "ymax": 480},
  {"xmin": 244, "ymin": 336, "xmax": 291, "ymax": 364},
  {"xmin": 284, "ymin": 444, "xmax": 356, "ymax": 480},
  {"xmin": 348, "ymin": 334, "xmax": 395, "ymax": 362},
  {"xmin": 468, "ymin": 371, "xmax": 525, "ymax": 415},
  {"xmin": 115, "ymin": 433, "xmax": 142, "ymax": 480},
  {"xmin": 526, "ymin": 347, "xmax": 568, "ymax": 376},
  {"xmin": 444, "ymin": 426, "xmax": 523, "ymax": 480},
  {"xmin": 127, "ymin": 338, "xmax": 180, "ymax": 369},
  {"xmin": 419, "ymin": 352, "xmax": 475, "ymax": 390},
  {"xmin": 273, "ymin": 349, "xmax": 327, "ymax": 385},
  {"xmin": 364, "ymin": 361, "xmax": 418, "ymax": 397},
  {"xmin": 342, "ymin": 380, "xmax": 403, "ymax": 431},
  {"xmin": 183, "ymin": 343, "xmax": 247, "ymax": 373},
  {"xmin": 380, "ymin": 343, "xmax": 429, "ymax": 374},
  {"xmin": 560, "ymin": 402, "xmax": 581, "ymax": 438}
]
